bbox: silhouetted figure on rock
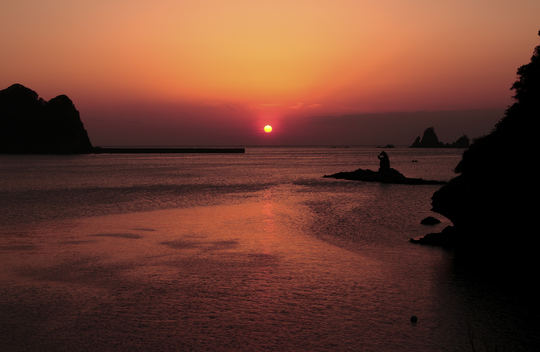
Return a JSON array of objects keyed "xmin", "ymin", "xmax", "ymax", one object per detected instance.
[
  {"xmin": 378, "ymin": 151, "xmax": 390, "ymax": 174},
  {"xmin": 324, "ymin": 151, "xmax": 446, "ymax": 185}
]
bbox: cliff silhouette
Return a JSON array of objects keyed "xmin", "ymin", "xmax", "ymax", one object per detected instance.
[
  {"xmin": 0, "ymin": 84, "xmax": 93, "ymax": 154},
  {"xmin": 413, "ymin": 31, "xmax": 540, "ymax": 265},
  {"xmin": 410, "ymin": 127, "xmax": 469, "ymax": 148}
]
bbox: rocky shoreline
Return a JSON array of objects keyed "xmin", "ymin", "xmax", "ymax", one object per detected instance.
[{"xmin": 410, "ymin": 31, "xmax": 540, "ymax": 268}]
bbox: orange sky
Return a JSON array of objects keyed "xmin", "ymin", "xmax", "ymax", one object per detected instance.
[{"xmin": 1, "ymin": 0, "xmax": 539, "ymax": 146}]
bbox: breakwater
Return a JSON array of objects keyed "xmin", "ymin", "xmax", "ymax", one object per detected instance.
[{"xmin": 93, "ymin": 147, "xmax": 245, "ymax": 154}]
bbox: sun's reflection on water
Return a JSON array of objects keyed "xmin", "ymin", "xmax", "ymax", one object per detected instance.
[{"xmin": 0, "ymin": 182, "xmax": 495, "ymax": 351}]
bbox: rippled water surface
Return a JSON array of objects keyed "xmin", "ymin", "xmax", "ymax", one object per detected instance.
[{"xmin": 1, "ymin": 147, "xmax": 538, "ymax": 351}]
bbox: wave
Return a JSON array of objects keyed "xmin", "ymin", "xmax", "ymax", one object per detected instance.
[{"xmin": 0, "ymin": 182, "xmax": 276, "ymax": 225}]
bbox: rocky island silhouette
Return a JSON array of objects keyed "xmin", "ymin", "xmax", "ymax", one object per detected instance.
[
  {"xmin": 0, "ymin": 84, "xmax": 93, "ymax": 154},
  {"xmin": 409, "ymin": 127, "xmax": 470, "ymax": 148}
]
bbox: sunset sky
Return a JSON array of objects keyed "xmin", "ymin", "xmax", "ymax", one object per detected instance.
[{"xmin": 1, "ymin": 0, "xmax": 539, "ymax": 146}]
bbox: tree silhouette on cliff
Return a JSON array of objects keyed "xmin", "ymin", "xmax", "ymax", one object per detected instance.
[{"xmin": 429, "ymin": 31, "xmax": 539, "ymax": 262}]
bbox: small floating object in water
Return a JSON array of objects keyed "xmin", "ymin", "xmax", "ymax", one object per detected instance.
[{"xmin": 410, "ymin": 315, "xmax": 418, "ymax": 323}]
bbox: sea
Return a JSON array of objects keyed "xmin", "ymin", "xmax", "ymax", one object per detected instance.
[{"xmin": 1, "ymin": 147, "xmax": 538, "ymax": 352}]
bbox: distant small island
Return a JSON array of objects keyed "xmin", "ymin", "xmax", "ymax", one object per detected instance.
[{"xmin": 409, "ymin": 127, "xmax": 469, "ymax": 148}]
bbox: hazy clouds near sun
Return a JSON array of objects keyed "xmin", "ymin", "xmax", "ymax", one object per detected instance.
[{"xmin": 82, "ymin": 104, "xmax": 504, "ymax": 146}]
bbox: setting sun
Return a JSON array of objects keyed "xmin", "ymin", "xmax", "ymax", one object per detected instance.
[
  {"xmin": 1, "ymin": 0, "xmax": 539, "ymax": 147},
  {"xmin": 264, "ymin": 125, "xmax": 273, "ymax": 133}
]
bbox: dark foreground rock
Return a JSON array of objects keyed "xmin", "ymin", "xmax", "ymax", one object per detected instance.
[
  {"xmin": 412, "ymin": 31, "xmax": 540, "ymax": 267},
  {"xmin": 410, "ymin": 225, "xmax": 458, "ymax": 246},
  {"xmin": 324, "ymin": 167, "xmax": 446, "ymax": 185},
  {"xmin": 0, "ymin": 84, "xmax": 93, "ymax": 154}
]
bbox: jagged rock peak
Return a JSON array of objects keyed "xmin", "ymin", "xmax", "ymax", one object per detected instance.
[
  {"xmin": 410, "ymin": 127, "xmax": 469, "ymax": 148},
  {"xmin": 0, "ymin": 84, "xmax": 93, "ymax": 154}
]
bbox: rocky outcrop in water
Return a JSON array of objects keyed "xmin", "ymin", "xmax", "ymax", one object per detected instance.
[
  {"xmin": 410, "ymin": 127, "xmax": 469, "ymax": 148},
  {"xmin": 0, "ymin": 84, "xmax": 93, "ymax": 154},
  {"xmin": 324, "ymin": 167, "xmax": 446, "ymax": 185},
  {"xmin": 447, "ymin": 134, "xmax": 470, "ymax": 148},
  {"xmin": 324, "ymin": 151, "xmax": 446, "ymax": 185},
  {"xmin": 412, "ymin": 31, "xmax": 540, "ymax": 264}
]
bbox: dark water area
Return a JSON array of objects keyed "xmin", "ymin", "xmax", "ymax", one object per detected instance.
[{"xmin": 1, "ymin": 147, "xmax": 538, "ymax": 351}]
